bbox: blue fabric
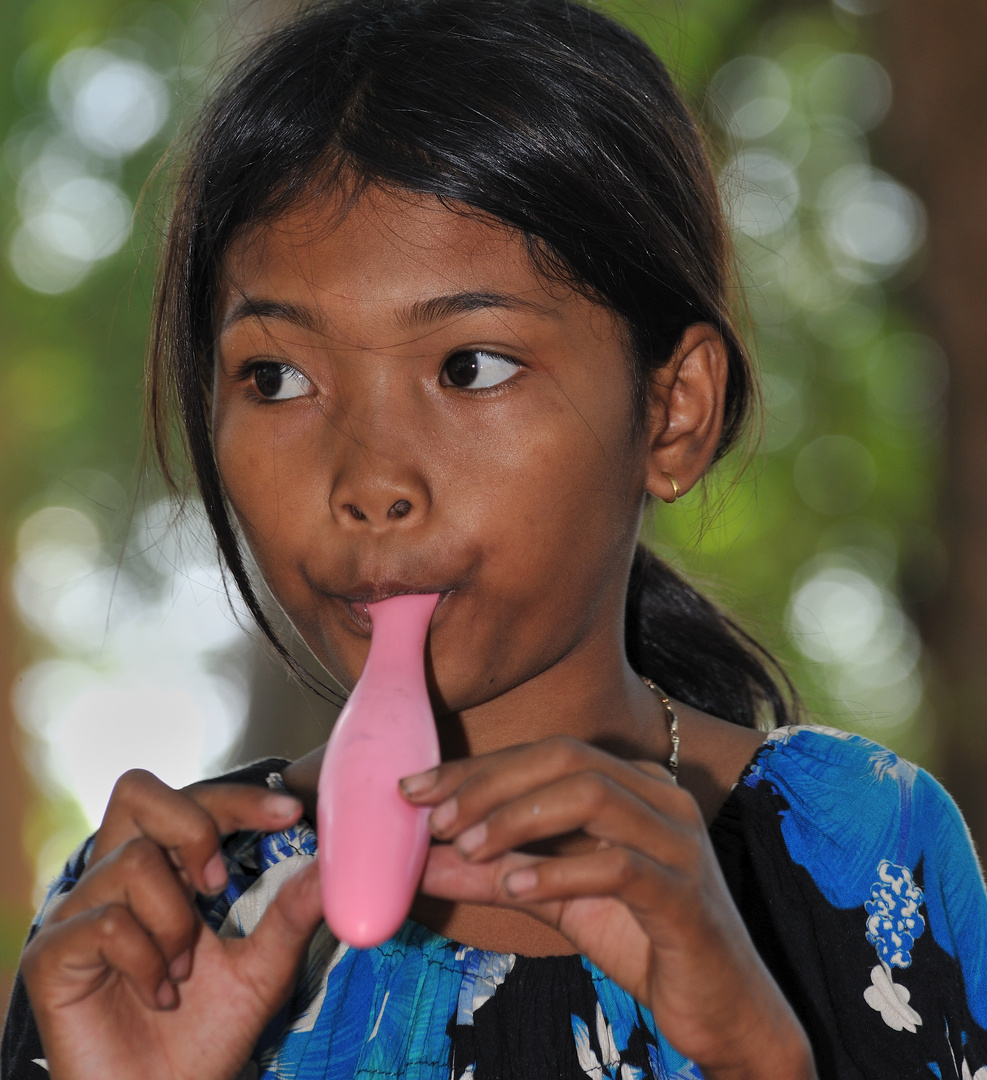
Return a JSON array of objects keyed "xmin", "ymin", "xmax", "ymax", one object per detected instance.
[
  {"xmin": 744, "ymin": 727, "xmax": 987, "ymax": 1032},
  {"xmin": 10, "ymin": 726, "xmax": 987, "ymax": 1080}
]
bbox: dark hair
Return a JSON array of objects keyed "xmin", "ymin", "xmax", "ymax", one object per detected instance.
[{"xmin": 149, "ymin": 0, "xmax": 797, "ymax": 727}]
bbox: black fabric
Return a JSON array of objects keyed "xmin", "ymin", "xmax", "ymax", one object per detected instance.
[
  {"xmin": 2, "ymin": 968, "xmax": 43, "ymax": 1079},
  {"xmin": 448, "ymin": 952, "xmax": 659, "ymax": 1080},
  {"xmin": 450, "ymin": 954, "xmax": 590, "ymax": 1079},
  {"xmin": 202, "ymin": 757, "xmax": 291, "ymax": 789}
]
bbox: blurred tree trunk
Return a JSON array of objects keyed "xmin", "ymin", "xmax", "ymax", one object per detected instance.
[
  {"xmin": 0, "ymin": 568, "xmax": 35, "ymax": 1023},
  {"xmin": 883, "ymin": 0, "xmax": 987, "ymax": 853}
]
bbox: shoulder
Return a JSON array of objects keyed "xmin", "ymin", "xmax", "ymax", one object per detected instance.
[
  {"xmin": 740, "ymin": 724, "xmax": 987, "ymax": 1032},
  {"xmin": 742, "ymin": 723, "xmax": 951, "ymax": 840},
  {"xmin": 739, "ymin": 725, "xmax": 983, "ymax": 908},
  {"xmin": 201, "ymin": 755, "xmax": 292, "ymax": 787},
  {"xmin": 743, "ymin": 724, "xmax": 922, "ymax": 800}
]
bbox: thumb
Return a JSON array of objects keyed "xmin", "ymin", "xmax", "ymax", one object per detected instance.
[{"xmin": 234, "ymin": 859, "xmax": 324, "ymax": 1005}]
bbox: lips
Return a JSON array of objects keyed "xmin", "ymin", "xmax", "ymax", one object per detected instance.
[{"xmin": 337, "ymin": 583, "xmax": 456, "ymax": 634}]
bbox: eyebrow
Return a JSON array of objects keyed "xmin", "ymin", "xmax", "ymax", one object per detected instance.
[
  {"xmin": 398, "ymin": 290, "xmax": 556, "ymax": 327},
  {"xmin": 220, "ymin": 290, "xmax": 556, "ymax": 334},
  {"xmin": 221, "ymin": 297, "xmax": 321, "ymax": 333}
]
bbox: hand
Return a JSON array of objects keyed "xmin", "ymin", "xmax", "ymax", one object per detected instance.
[
  {"xmin": 401, "ymin": 736, "xmax": 816, "ymax": 1080},
  {"xmin": 21, "ymin": 770, "xmax": 324, "ymax": 1080}
]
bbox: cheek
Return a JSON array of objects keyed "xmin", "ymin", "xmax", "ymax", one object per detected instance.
[
  {"xmin": 525, "ymin": 391, "xmax": 644, "ymax": 510},
  {"xmin": 476, "ymin": 400, "xmax": 646, "ymax": 588},
  {"xmin": 212, "ymin": 409, "xmax": 309, "ymax": 548},
  {"xmin": 213, "ymin": 415, "xmax": 268, "ymax": 524}
]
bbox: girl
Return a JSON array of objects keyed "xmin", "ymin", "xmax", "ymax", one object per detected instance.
[{"xmin": 4, "ymin": 0, "xmax": 986, "ymax": 1077}]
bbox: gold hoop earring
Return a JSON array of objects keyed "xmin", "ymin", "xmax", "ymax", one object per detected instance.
[{"xmin": 661, "ymin": 472, "xmax": 680, "ymax": 503}]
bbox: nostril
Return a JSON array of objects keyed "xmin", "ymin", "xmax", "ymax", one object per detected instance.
[
  {"xmin": 345, "ymin": 504, "xmax": 366, "ymax": 521},
  {"xmin": 388, "ymin": 499, "xmax": 412, "ymax": 519}
]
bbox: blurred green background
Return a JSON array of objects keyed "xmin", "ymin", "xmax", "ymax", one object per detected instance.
[{"xmin": 2, "ymin": 0, "xmax": 985, "ymax": 1020}]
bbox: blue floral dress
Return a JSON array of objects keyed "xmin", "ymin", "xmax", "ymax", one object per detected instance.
[{"xmin": 4, "ymin": 726, "xmax": 987, "ymax": 1079}]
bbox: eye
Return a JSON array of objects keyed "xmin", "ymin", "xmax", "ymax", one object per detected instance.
[
  {"xmin": 440, "ymin": 350, "xmax": 520, "ymax": 390},
  {"xmin": 252, "ymin": 362, "xmax": 313, "ymax": 400}
]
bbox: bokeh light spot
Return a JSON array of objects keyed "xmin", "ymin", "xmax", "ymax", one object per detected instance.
[
  {"xmin": 711, "ymin": 56, "xmax": 792, "ymax": 140},
  {"xmin": 49, "ymin": 48, "xmax": 168, "ymax": 157}
]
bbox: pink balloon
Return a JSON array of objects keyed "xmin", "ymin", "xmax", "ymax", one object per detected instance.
[{"xmin": 317, "ymin": 593, "xmax": 440, "ymax": 947}]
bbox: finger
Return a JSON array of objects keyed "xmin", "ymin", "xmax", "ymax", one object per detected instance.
[
  {"xmin": 23, "ymin": 903, "xmax": 178, "ymax": 1013},
  {"xmin": 402, "ymin": 737, "xmax": 677, "ymax": 812},
  {"xmin": 91, "ymin": 770, "xmax": 302, "ymax": 895},
  {"xmin": 420, "ymin": 842, "xmax": 548, "ymax": 906},
  {"xmin": 399, "ymin": 743, "xmax": 530, "ymax": 803},
  {"xmin": 426, "ymin": 842, "xmax": 674, "ymax": 924},
  {"xmin": 500, "ymin": 845, "xmax": 765, "ymax": 983},
  {"xmin": 185, "ymin": 781, "xmax": 303, "ymax": 837},
  {"xmin": 421, "ymin": 841, "xmax": 667, "ymax": 923},
  {"xmin": 53, "ymin": 837, "xmax": 200, "ymax": 981},
  {"xmin": 421, "ymin": 844, "xmax": 658, "ymax": 956},
  {"xmin": 498, "ymin": 845, "xmax": 727, "ymax": 955},
  {"xmin": 417, "ymin": 738, "xmax": 688, "ymax": 841},
  {"xmin": 445, "ymin": 771, "xmax": 697, "ymax": 866},
  {"xmin": 499, "ymin": 844, "xmax": 675, "ymax": 908},
  {"xmin": 232, "ymin": 860, "xmax": 324, "ymax": 1008}
]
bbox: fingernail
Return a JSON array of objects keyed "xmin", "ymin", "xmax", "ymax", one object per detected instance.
[
  {"xmin": 156, "ymin": 980, "xmax": 178, "ymax": 1010},
  {"xmin": 400, "ymin": 769, "xmax": 439, "ymax": 797},
  {"xmin": 456, "ymin": 822, "xmax": 487, "ymax": 856},
  {"xmin": 168, "ymin": 950, "xmax": 191, "ymax": 983},
  {"xmin": 429, "ymin": 798, "xmax": 457, "ymax": 834},
  {"xmin": 203, "ymin": 852, "xmax": 227, "ymax": 894},
  {"xmin": 504, "ymin": 869, "xmax": 538, "ymax": 896},
  {"xmin": 265, "ymin": 794, "xmax": 302, "ymax": 821}
]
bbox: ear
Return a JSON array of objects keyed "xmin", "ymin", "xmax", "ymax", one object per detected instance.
[{"xmin": 643, "ymin": 324, "xmax": 729, "ymax": 503}]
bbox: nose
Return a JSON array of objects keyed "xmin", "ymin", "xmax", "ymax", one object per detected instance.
[{"xmin": 328, "ymin": 432, "xmax": 430, "ymax": 531}]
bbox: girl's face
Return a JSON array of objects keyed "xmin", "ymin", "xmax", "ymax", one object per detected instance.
[{"xmin": 212, "ymin": 186, "xmax": 654, "ymax": 717}]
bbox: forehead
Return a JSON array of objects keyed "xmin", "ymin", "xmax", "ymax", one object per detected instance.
[{"xmin": 219, "ymin": 186, "xmax": 568, "ymax": 325}]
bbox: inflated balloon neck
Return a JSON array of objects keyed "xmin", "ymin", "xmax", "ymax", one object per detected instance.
[{"xmin": 365, "ymin": 593, "xmax": 439, "ymax": 667}]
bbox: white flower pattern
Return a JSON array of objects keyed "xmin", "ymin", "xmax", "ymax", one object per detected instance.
[{"xmin": 863, "ymin": 962, "xmax": 922, "ymax": 1033}]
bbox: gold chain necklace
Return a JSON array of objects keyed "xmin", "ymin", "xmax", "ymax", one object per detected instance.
[{"xmin": 640, "ymin": 677, "xmax": 679, "ymax": 783}]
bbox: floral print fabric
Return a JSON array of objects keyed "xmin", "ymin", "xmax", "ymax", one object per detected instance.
[
  {"xmin": 730, "ymin": 726, "xmax": 987, "ymax": 1077},
  {"xmin": 3, "ymin": 726, "xmax": 986, "ymax": 1079}
]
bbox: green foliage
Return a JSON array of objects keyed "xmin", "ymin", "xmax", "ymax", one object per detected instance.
[
  {"xmin": 0, "ymin": 0, "xmax": 211, "ymax": 544},
  {"xmin": 0, "ymin": 0, "xmax": 218, "ymax": 913},
  {"xmin": 605, "ymin": 0, "xmax": 765, "ymax": 93},
  {"xmin": 620, "ymin": 1, "xmax": 938, "ymax": 759}
]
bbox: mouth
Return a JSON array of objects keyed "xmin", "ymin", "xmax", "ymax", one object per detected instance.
[{"xmin": 338, "ymin": 583, "xmax": 456, "ymax": 635}]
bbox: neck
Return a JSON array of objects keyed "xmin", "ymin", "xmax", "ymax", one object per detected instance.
[{"xmin": 439, "ymin": 664, "xmax": 668, "ymax": 763}]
